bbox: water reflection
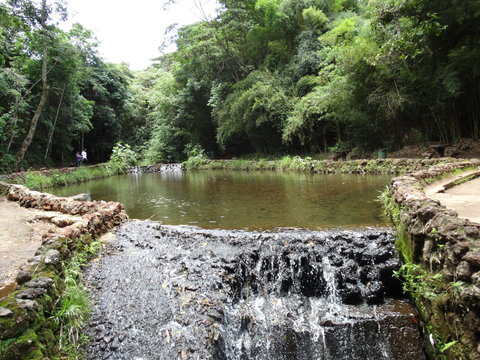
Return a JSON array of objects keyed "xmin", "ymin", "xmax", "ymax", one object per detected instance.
[{"xmin": 51, "ymin": 170, "xmax": 391, "ymax": 229}]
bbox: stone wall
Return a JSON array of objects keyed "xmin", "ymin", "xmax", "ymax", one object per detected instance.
[
  {"xmin": 0, "ymin": 183, "xmax": 127, "ymax": 359},
  {"xmin": 186, "ymin": 157, "xmax": 468, "ymax": 174},
  {"xmin": 387, "ymin": 161, "xmax": 480, "ymax": 359}
]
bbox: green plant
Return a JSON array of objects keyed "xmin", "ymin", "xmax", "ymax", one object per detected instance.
[
  {"xmin": 393, "ymin": 263, "xmax": 444, "ymax": 300},
  {"xmin": 0, "ymin": 153, "xmax": 16, "ymax": 174},
  {"xmin": 107, "ymin": 143, "xmax": 137, "ymax": 174},
  {"xmin": 23, "ymin": 172, "xmax": 51, "ymax": 189},
  {"xmin": 183, "ymin": 144, "xmax": 210, "ymax": 169}
]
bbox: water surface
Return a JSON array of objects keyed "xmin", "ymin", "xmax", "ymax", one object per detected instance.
[{"xmin": 51, "ymin": 170, "xmax": 390, "ymax": 229}]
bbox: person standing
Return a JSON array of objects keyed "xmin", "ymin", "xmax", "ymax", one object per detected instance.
[
  {"xmin": 75, "ymin": 152, "xmax": 82, "ymax": 166},
  {"xmin": 81, "ymin": 149, "xmax": 87, "ymax": 164}
]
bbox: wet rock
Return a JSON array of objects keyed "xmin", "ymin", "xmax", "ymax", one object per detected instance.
[
  {"xmin": 0, "ymin": 307, "xmax": 13, "ymax": 318},
  {"xmin": 44, "ymin": 249, "xmax": 61, "ymax": 265},
  {"xmin": 83, "ymin": 222, "xmax": 422, "ymax": 360},
  {"xmin": 365, "ymin": 281, "xmax": 384, "ymax": 304},
  {"xmin": 340, "ymin": 283, "xmax": 362, "ymax": 304}
]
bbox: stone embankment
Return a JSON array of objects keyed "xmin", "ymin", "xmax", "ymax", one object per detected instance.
[
  {"xmin": 185, "ymin": 157, "xmax": 466, "ymax": 174},
  {"xmin": 387, "ymin": 161, "xmax": 480, "ymax": 359},
  {"xmin": 0, "ymin": 182, "xmax": 127, "ymax": 359}
]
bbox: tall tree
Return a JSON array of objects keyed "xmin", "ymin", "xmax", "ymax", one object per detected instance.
[{"xmin": 11, "ymin": 0, "xmax": 66, "ymax": 169}]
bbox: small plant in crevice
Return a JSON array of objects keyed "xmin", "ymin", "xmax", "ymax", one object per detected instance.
[{"xmin": 393, "ymin": 263, "xmax": 444, "ymax": 301}]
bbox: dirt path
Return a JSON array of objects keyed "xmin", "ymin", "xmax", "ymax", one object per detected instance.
[
  {"xmin": 425, "ymin": 171, "xmax": 480, "ymax": 224},
  {"xmin": 0, "ymin": 197, "xmax": 68, "ymax": 294}
]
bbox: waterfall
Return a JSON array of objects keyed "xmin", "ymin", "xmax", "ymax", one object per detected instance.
[
  {"xmin": 84, "ymin": 223, "xmax": 426, "ymax": 360},
  {"xmin": 214, "ymin": 234, "xmax": 424, "ymax": 360}
]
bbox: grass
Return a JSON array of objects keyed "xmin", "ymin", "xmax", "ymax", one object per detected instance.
[
  {"xmin": 50, "ymin": 237, "xmax": 101, "ymax": 359},
  {"xmin": 11, "ymin": 164, "xmax": 127, "ymax": 191}
]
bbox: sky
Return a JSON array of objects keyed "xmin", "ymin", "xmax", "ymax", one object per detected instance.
[{"xmin": 62, "ymin": 0, "xmax": 220, "ymax": 70}]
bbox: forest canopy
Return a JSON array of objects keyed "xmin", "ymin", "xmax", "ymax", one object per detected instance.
[{"xmin": 1, "ymin": 0, "xmax": 479, "ymax": 172}]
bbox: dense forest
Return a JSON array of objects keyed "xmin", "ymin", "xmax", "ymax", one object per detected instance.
[{"xmin": 1, "ymin": 0, "xmax": 479, "ymax": 172}]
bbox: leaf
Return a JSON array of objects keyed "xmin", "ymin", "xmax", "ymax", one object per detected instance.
[{"xmin": 440, "ymin": 340, "xmax": 457, "ymax": 353}]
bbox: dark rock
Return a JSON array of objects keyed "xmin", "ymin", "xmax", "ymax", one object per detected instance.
[
  {"xmin": 365, "ymin": 281, "xmax": 384, "ymax": 304},
  {"xmin": 16, "ymin": 271, "xmax": 32, "ymax": 285},
  {"xmin": 463, "ymin": 252, "xmax": 480, "ymax": 269},
  {"xmin": 456, "ymin": 261, "xmax": 472, "ymax": 282},
  {"xmin": 459, "ymin": 286, "xmax": 480, "ymax": 308},
  {"xmin": 328, "ymin": 253, "xmax": 343, "ymax": 267},
  {"xmin": 340, "ymin": 283, "xmax": 362, "ymax": 304}
]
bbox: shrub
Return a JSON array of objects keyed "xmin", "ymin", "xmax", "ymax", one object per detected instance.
[
  {"xmin": 107, "ymin": 143, "xmax": 137, "ymax": 174},
  {"xmin": 183, "ymin": 144, "xmax": 210, "ymax": 169}
]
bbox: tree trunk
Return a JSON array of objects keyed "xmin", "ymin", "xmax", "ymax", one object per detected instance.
[
  {"xmin": 15, "ymin": 0, "xmax": 49, "ymax": 170},
  {"xmin": 44, "ymin": 84, "xmax": 66, "ymax": 160}
]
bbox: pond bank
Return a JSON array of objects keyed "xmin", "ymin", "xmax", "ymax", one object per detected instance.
[
  {"xmin": 384, "ymin": 161, "xmax": 480, "ymax": 359},
  {"xmin": 0, "ymin": 182, "xmax": 127, "ymax": 359},
  {"xmin": 183, "ymin": 157, "xmax": 467, "ymax": 174}
]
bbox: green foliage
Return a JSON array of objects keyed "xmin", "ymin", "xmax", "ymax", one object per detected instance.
[
  {"xmin": 145, "ymin": 124, "xmax": 185, "ymax": 164},
  {"xmin": 393, "ymin": 263, "xmax": 444, "ymax": 300},
  {"xmin": 16, "ymin": 166, "xmax": 116, "ymax": 190},
  {"xmin": 107, "ymin": 143, "xmax": 137, "ymax": 173},
  {"xmin": 3, "ymin": 0, "xmax": 480, "ymax": 168},
  {"xmin": 183, "ymin": 144, "xmax": 210, "ymax": 169},
  {"xmin": 0, "ymin": 153, "xmax": 16, "ymax": 174},
  {"xmin": 216, "ymin": 70, "xmax": 291, "ymax": 153}
]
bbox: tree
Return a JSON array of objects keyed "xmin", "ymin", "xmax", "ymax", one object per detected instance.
[{"xmin": 9, "ymin": 0, "xmax": 67, "ymax": 169}]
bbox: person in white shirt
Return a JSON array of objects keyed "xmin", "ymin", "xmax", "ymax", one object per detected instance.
[{"xmin": 81, "ymin": 149, "xmax": 87, "ymax": 164}]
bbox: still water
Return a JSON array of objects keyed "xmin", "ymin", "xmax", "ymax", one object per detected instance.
[{"xmin": 51, "ymin": 170, "xmax": 390, "ymax": 230}]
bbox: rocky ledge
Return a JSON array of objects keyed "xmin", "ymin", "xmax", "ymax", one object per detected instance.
[
  {"xmin": 387, "ymin": 161, "xmax": 480, "ymax": 359},
  {"xmin": 0, "ymin": 182, "xmax": 127, "ymax": 359}
]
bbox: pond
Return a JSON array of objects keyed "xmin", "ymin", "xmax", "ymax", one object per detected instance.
[{"xmin": 51, "ymin": 170, "xmax": 391, "ymax": 230}]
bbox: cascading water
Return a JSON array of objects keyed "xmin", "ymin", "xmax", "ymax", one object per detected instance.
[
  {"xmin": 84, "ymin": 222, "xmax": 426, "ymax": 360},
  {"xmin": 214, "ymin": 236, "xmax": 425, "ymax": 360}
]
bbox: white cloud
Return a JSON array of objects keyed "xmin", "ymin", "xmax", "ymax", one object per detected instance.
[{"xmin": 62, "ymin": 0, "xmax": 219, "ymax": 70}]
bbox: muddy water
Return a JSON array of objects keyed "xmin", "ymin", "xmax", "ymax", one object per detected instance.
[
  {"xmin": 52, "ymin": 170, "xmax": 390, "ymax": 229},
  {"xmin": 84, "ymin": 222, "xmax": 425, "ymax": 360}
]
